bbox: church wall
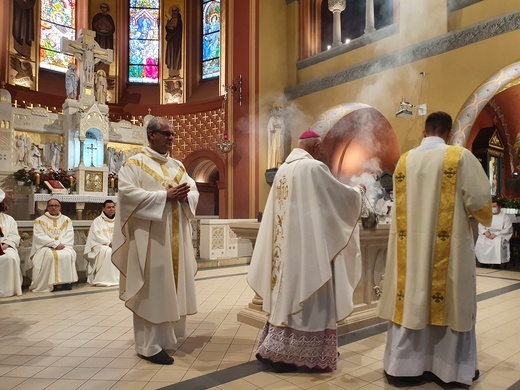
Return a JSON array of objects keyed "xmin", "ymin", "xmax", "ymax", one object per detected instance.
[
  {"xmin": 448, "ymin": 0, "xmax": 520, "ymax": 30},
  {"xmin": 280, "ymin": 15, "xmax": 520, "ymax": 156}
]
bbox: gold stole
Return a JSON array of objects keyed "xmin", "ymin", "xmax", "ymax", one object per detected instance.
[
  {"xmin": 37, "ymin": 215, "xmax": 70, "ymax": 284},
  {"xmin": 126, "ymin": 152, "xmax": 186, "ymax": 290},
  {"xmin": 393, "ymin": 146, "xmax": 463, "ymax": 325}
]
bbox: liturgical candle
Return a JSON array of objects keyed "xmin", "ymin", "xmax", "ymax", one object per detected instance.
[
  {"xmin": 110, "ymin": 178, "xmax": 115, "ymax": 188},
  {"xmin": 69, "ymin": 176, "xmax": 74, "ymax": 186},
  {"xmin": 35, "ymin": 173, "xmax": 40, "ymax": 186}
]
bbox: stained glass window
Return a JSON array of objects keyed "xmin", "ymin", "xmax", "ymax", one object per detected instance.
[
  {"xmin": 129, "ymin": 0, "xmax": 160, "ymax": 83},
  {"xmin": 40, "ymin": 0, "xmax": 76, "ymax": 72},
  {"xmin": 202, "ymin": 0, "xmax": 221, "ymax": 80}
]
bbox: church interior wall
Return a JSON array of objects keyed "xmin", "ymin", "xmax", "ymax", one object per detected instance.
[{"xmin": 448, "ymin": 0, "xmax": 520, "ymax": 30}]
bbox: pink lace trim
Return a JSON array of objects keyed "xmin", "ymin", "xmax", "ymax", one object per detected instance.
[{"xmin": 256, "ymin": 322, "xmax": 337, "ymax": 371}]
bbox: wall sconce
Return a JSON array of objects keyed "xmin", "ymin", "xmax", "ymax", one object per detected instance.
[{"xmin": 223, "ymin": 74, "xmax": 242, "ymax": 106}]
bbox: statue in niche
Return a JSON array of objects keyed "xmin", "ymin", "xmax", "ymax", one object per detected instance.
[
  {"xmin": 65, "ymin": 64, "xmax": 78, "ymax": 99},
  {"xmin": 12, "ymin": 0, "xmax": 36, "ymax": 58},
  {"xmin": 92, "ymin": 3, "xmax": 115, "ymax": 50},
  {"xmin": 165, "ymin": 5, "xmax": 183, "ymax": 77},
  {"xmin": 95, "ymin": 69, "xmax": 108, "ymax": 104},
  {"xmin": 267, "ymin": 101, "xmax": 287, "ymax": 169}
]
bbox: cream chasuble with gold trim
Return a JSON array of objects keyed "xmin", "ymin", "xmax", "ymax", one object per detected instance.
[
  {"xmin": 377, "ymin": 139, "xmax": 492, "ymax": 332},
  {"xmin": 28, "ymin": 212, "xmax": 77, "ymax": 292},
  {"xmin": 112, "ymin": 146, "xmax": 199, "ymax": 325}
]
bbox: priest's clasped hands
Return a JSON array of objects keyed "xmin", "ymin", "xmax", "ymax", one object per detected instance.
[{"xmin": 166, "ymin": 182, "xmax": 190, "ymax": 203}]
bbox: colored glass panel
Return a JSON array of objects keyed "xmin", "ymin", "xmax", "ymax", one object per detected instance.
[
  {"xmin": 202, "ymin": 0, "xmax": 221, "ymax": 80},
  {"xmin": 40, "ymin": 0, "xmax": 76, "ymax": 73},
  {"xmin": 129, "ymin": 1, "xmax": 159, "ymax": 83}
]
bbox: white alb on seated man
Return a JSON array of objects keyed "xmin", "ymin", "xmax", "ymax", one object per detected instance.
[
  {"xmin": 84, "ymin": 200, "xmax": 119, "ymax": 286},
  {"xmin": 0, "ymin": 189, "xmax": 23, "ymax": 297},
  {"xmin": 27, "ymin": 199, "xmax": 77, "ymax": 292},
  {"xmin": 475, "ymin": 200, "xmax": 513, "ymax": 265}
]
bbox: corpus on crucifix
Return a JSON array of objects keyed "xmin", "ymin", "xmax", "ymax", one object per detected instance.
[{"xmin": 61, "ymin": 29, "xmax": 113, "ymax": 105}]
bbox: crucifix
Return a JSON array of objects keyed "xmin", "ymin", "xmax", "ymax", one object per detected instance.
[
  {"xmin": 86, "ymin": 143, "xmax": 97, "ymax": 167},
  {"xmin": 61, "ymin": 29, "xmax": 113, "ymax": 106}
]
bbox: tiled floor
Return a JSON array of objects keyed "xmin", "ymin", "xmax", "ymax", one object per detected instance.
[{"xmin": 1, "ymin": 265, "xmax": 520, "ymax": 390}]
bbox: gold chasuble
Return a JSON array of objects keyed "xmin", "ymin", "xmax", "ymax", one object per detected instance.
[{"xmin": 377, "ymin": 141, "xmax": 492, "ymax": 332}]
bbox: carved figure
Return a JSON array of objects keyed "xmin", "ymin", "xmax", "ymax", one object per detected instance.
[
  {"xmin": 165, "ymin": 5, "xmax": 183, "ymax": 76},
  {"xmin": 65, "ymin": 64, "xmax": 78, "ymax": 99},
  {"xmin": 95, "ymin": 69, "xmax": 108, "ymax": 104},
  {"xmin": 267, "ymin": 101, "xmax": 287, "ymax": 169},
  {"xmin": 12, "ymin": 0, "xmax": 36, "ymax": 58}
]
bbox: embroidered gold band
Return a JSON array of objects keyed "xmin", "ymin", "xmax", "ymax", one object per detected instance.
[
  {"xmin": 393, "ymin": 152, "xmax": 409, "ymax": 324},
  {"xmin": 430, "ymin": 146, "xmax": 463, "ymax": 325}
]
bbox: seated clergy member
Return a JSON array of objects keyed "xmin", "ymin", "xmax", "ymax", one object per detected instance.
[
  {"xmin": 84, "ymin": 200, "xmax": 119, "ymax": 286},
  {"xmin": 475, "ymin": 200, "xmax": 513, "ymax": 266},
  {"xmin": 0, "ymin": 189, "xmax": 23, "ymax": 297},
  {"xmin": 27, "ymin": 199, "xmax": 77, "ymax": 292}
]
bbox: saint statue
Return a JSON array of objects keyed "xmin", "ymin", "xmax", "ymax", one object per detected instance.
[
  {"xmin": 95, "ymin": 69, "xmax": 108, "ymax": 104},
  {"xmin": 267, "ymin": 101, "xmax": 287, "ymax": 169},
  {"xmin": 65, "ymin": 64, "xmax": 78, "ymax": 99},
  {"xmin": 165, "ymin": 5, "xmax": 183, "ymax": 77},
  {"xmin": 92, "ymin": 3, "xmax": 115, "ymax": 50}
]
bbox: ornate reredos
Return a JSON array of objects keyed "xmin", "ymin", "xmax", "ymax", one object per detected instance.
[{"xmin": 78, "ymin": 105, "xmax": 109, "ymax": 140}]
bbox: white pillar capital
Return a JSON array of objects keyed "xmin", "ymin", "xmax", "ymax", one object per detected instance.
[{"xmin": 328, "ymin": 0, "xmax": 346, "ymax": 13}]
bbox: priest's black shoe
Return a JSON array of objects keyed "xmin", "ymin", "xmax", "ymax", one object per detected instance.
[
  {"xmin": 473, "ymin": 369, "xmax": 480, "ymax": 381},
  {"xmin": 62, "ymin": 283, "xmax": 73, "ymax": 290},
  {"xmin": 138, "ymin": 350, "xmax": 174, "ymax": 365}
]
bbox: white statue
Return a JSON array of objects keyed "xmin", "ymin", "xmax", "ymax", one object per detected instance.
[
  {"xmin": 95, "ymin": 69, "xmax": 107, "ymax": 104},
  {"xmin": 51, "ymin": 142, "xmax": 62, "ymax": 170},
  {"xmin": 15, "ymin": 135, "xmax": 26, "ymax": 165},
  {"xmin": 30, "ymin": 144, "xmax": 42, "ymax": 168},
  {"xmin": 65, "ymin": 64, "xmax": 78, "ymax": 99},
  {"xmin": 267, "ymin": 101, "xmax": 287, "ymax": 169},
  {"xmin": 23, "ymin": 137, "xmax": 32, "ymax": 166}
]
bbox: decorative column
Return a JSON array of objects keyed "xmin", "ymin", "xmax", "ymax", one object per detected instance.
[
  {"xmin": 364, "ymin": 0, "xmax": 376, "ymax": 34},
  {"xmin": 328, "ymin": 0, "xmax": 346, "ymax": 47}
]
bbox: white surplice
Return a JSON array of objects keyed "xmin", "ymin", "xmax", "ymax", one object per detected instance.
[
  {"xmin": 112, "ymin": 147, "xmax": 199, "ymax": 357},
  {"xmin": 27, "ymin": 212, "xmax": 77, "ymax": 292},
  {"xmin": 0, "ymin": 213, "xmax": 22, "ymax": 297},
  {"xmin": 475, "ymin": 212, "xmax": 513, "ymax": 264},
  {"xmin": 84, "ymin": 213, "xmax": 119, "ymax": 286},
  {"xmin": 248, "ymin": 148, "xmax": 363, "ymax": 371},
  {"xmin": 376, "ymin": 137, "xmax": 492, "ymax": 385}
]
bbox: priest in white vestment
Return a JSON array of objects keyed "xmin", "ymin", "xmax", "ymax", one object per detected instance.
[
  {"xmin": 27, "ymin": 199, "xmax": 77, "ymax": 292},
  {"xmin": 0, "ymin": 191, "xmax": 23, "ymax": 297},
  {"xmin": 376, "ymin": 112, "xmax": 492, "ymax": 385},
  {"xmin": 248, "ymin": 129, "xmax": 364, "ymax": 373},
  {"xmin": 84, "ymin": 200, "xmax": 119, "ymax": 286},
  {"xmin": 475, "ymin": 200, "xmax": 513, "ymax": 265},
  {"xmin": 112, "ymin": 117, "xmax": 199, "ymax": 366}
]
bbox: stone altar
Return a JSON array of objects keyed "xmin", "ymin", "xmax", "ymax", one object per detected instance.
[{"xmin": 233, "ymin": 222, "xmax": 388, "ymax": 335}]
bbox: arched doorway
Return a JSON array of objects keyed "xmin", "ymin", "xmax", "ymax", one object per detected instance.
[
  {"xmin": 184, "ymin": 150, "xmax": 227, "ymax": 218},
  {"xmin": 453, "ymin": 61, "xmax": 520, "ymax": 195}
]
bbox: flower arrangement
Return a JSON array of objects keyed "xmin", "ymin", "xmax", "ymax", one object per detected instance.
[
  {"xmin": 12, "ymin": 167, "xmax": 75, "ymax": 191},
  {"xmin": 495, "ymin": 195, "xmax": 520, "ymax": 209}
]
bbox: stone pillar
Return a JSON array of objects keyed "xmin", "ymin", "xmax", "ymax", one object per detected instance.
[
  {"xmin": 365, "ymin": 0, "xmax": 376, "ymax": 34},
  {"xmin": 328, "ymin": 0, "xmax": 346, "ymax": 47},
  {"xmin": 79, "ymin": 140, "xmax": 85, "ymax": 166}
]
